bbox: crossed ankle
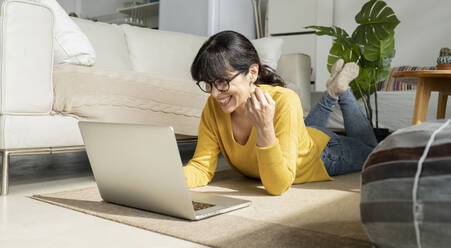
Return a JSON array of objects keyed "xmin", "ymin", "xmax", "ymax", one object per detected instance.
[{"xmin": 327, "ymin": 89, "xmax": 339, "ymax": 99}]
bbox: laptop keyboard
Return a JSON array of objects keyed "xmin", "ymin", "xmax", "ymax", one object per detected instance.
[{"xmin": 192, "ymin": 201, "xmax": 215, "ymax": 211}]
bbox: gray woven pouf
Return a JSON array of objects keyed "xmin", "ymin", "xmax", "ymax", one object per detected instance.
[{"xmin": 360, "ymin": 120, "xmax": 451, "ymax": 248}]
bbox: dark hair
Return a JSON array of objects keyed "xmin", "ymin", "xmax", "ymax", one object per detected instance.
[{"xmin": 191, "ymin": 31, "xmax": 285, "ymax": 87}]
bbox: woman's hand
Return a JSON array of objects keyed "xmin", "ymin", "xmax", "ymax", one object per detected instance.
[{"xmin": 244, "ymin": 86, "xmax": 277, "ymax": 147}]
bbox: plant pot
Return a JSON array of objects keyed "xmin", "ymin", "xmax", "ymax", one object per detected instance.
[
  {"xmin": 373, "ymin": 128, "xmax": 390, "ymax": 143},
  {"xmin": 436, "ymin": 64, "xmax": 451, "ymax": 70}
]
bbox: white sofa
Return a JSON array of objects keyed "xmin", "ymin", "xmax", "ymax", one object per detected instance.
[{"xmin": 0, "ymin": 0, "xmax": 313, "ymax": 195}]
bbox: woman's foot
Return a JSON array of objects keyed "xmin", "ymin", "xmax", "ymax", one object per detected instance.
[
  {"xmin": 326, "ymin": 59, "xmax": 344, "ymax": 94},
  {"xmin": 326, "ymin": 59, "xmax": 359, "ymax": 98}
]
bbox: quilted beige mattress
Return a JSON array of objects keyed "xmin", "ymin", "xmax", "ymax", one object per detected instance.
[{"xmin": 52, "ymin": 64, "xmax": 208, "ymax": 136}]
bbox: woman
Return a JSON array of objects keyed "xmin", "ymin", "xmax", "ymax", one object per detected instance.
[{"xmin": 183, "ymin": 31, "xmax": 377, "ymax": 195}]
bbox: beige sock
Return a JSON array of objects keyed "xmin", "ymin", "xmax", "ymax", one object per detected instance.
[
  {"xmin": 327, "ymin": 60, "xmax": 359, "ymax": 98},
  {"xmin": 326, "ymin": 59, "xmax": 344, "ymax": 98}
]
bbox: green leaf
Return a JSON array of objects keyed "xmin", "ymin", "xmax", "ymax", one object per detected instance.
[
  {"xmin": 351, "ymin": 67, "xmax": 375, "ymax": 99},
  {"xmin": 379, "ymin": 34, "xmax": 395, "ymax": 58},
  {"xmin": 363, "ymin": 33, "xmax": 395, "ymax": 62},
  {"xmin": 381, "ymin": 49, "xmax": 396, "ymax": 67},
  {"xmin": 306, "ymin": 25, "xmax": 348, "ymax": 38},
  {"xmin": 306, "ymin": 25, "xmax": 353, "ymax": 48},
  {"xmin": 352, "ymin": 0, "xmax": 400, "ymax": 45},
  {"xmin": 375, "ymin": 66, "xmax": 391, "ymax": 83},
  {"xmin": 326, "ymin": 42, "xmax": 360, "ymax": 72}
]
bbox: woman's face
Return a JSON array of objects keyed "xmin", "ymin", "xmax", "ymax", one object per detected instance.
[{"xmin": 210, "ymin": 65, "xmax": 258, "ymax": 114}]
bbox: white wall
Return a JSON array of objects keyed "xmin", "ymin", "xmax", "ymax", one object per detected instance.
[
  {"xmin": 57, "ymin": 0, "xmax": 80, "ymax": 14},
  {"xmin": 159, "ymin": 0, "xmax": 209, "ymax": 37},
  {"xmin": 314, "ymin": 0, "xmax": 333, "ymax": 91},
  {"xmin": 267, "ymin": 0, "xmax": 318, "ymax": 84},
  {"xmin": 318, "ymin": 0, "xmax": 451, "ymax": 90},
  {"xmin": 159, "ymin": 0, "xmax": 255, "ymax": 39},
  {"xmin": 267, "ymin": 0, "xmax": 333, "ymax": 91},
  {"xmin": 218, "ymin": 0, "xmax": 255, "ymax": 39}
]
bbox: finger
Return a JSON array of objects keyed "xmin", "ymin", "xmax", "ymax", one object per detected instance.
[
  {"xmin": 250, "ymin": 83, "xmax": 257, "ymax": 93},
  {"xmin": 264, "ymin": 92, "xmax": 275, "ymax": 105},
  {"xmin": 251, "ymin": 91, "xmax": 260, "ymax": 110},
  {"xmin": 254, "ymin": 87, "xmax": 268, "ymax": 106},
  {"xmin": 245, "ymin": 96, "xmax": 253, "ymax": 113},
  {"xmin": 249, "ymin": 84, "xmax": 257, "ymax": 99},
  {"xmin": 244, "ymin": 101, "xmax": 250, "ymax": 116},
  {"xmin": 247, "ymin": 92, "xmax": 254, "ymax": 105}
]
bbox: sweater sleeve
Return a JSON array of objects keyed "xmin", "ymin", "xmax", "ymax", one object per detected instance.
[
  {"xmin": 183, "ymin": 102, "xmax": 220, "ymax": 188},
  {"xmin": 255, "ymin": 91, "xmax": 301, "ymax": 195}
]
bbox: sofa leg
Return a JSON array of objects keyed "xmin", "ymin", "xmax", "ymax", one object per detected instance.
[{"xmin": 1, "ymin": 151, "xmax": 10, "ymax": 196}]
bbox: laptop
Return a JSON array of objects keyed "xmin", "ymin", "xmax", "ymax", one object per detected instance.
[{"xmin": 78, "ymin": 121, "xmax": 251, "ymax": 220}]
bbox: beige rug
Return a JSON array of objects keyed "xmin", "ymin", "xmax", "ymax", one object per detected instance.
[{"xmin": 31, "ymin": 170, "xmax": 371, "ymax": 248}]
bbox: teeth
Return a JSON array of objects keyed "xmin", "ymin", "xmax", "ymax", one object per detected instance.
[{"xmin": 219, "ymin": 96, "xmax": 230, "ymax": 104}]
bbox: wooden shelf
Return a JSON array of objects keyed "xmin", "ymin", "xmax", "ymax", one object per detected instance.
[{"xmin": 117, "ymin": 2, "xmax": 159, "ymax": 17}]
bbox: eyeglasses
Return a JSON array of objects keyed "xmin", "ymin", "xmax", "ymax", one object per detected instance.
[{"xmin": 196, "ymin": 71, "xmax": 243, "ymax": 93}]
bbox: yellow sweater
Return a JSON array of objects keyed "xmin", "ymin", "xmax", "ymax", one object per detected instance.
[{"xmin": 183, "ymin": 84, "xmax": 333, "ymax": 195}]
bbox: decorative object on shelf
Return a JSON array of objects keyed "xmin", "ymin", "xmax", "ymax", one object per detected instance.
[
  {"xmin": 117, "ymin": 1, "xmax": 159, "ymax": 28},
  {"xmin": 90, "ymin": 1, "xmax": 159, "ymax": 28},
  {"xmin": 437, "ymin": 47, "xmax": 451, "ymax": 70},
  {"xmin": 92, "ymin": 13, "xmax": 129, "ymax": 25},
  {"xmin": 307, "ymin": 0, "xmax": 400, "ymax": 140},
  {"xmin": 68, "ymin": 12, "xmax": 78, "ymax": 18},
  {"xmin": 439, "ymin": 47, "xmax": 451, "ymax": 56},
  {"xmin": 123, "ymin": 1, "xmax": 146, "ymax": 8}
]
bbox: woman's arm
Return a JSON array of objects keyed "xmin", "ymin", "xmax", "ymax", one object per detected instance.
[
  {"xmin": 246, "ymin": 88, "xmax": 300, "ymax": 195},
  {"xmin": 246, "ymin": 87, "xmax": 277, "ymax": 147},
  {"xmin": 183, "ymin": 100, "xmax": 220, "ymax": 188}
]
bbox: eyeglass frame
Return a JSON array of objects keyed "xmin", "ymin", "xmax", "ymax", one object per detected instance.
[{"xmin": 196, "ymin": 71, "xmax": 244, "ymax": 93}]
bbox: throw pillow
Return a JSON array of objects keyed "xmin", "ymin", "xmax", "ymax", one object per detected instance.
[
  {"xmin": 72, "ymin": 18, "xmax": 133, "ymax": 71},
  {"xmin": 252, "ymin": 37, "xmax": 284, "ymax": 70},
  {"xmin": 32, "ymin": 0, "xmax": 96, "ymax": 66}
]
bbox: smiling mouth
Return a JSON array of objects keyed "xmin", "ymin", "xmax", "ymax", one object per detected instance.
[{"xmin": 218, "ymin": 96, "xmax": 232, "ymax": 105}]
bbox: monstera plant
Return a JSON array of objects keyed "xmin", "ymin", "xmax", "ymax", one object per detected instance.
[{"xmin": 307, "ymin": 0, "xmax": 400, "ymax": 130}]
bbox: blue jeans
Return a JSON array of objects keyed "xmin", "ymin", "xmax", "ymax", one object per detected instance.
[{"xmin": 304, "ymin": 89, "xmax": 378, "ymax": 176}]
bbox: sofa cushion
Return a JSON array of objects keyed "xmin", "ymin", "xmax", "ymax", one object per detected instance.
[
  {"xmin": 52, "ymin": 64, "xmax": 208, "ymax": 136},
  {"xmin": 72, "ymin": 18, "xmax": 133, "ymax": 71},
  {"xmin": 32, "ymin": 0, "xmax": 96, "ymax": 65},
  {"xmin": 120, "ymin": 24, "xmax": 207, "ymax": 81},
  {"xmin": 360, "ymin": 120, "xmax": 451, "ymax": 247},
  {"xmin": 252, "ymin": 37, "xmax": 283, "ymax": 69},
  {"xmin": 121, "ymin": 25, "xmax": 284, "ymax": 81},
  {"xmin": 0, "ymin": 114, "xmax": 83, "ymax": 149}
]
